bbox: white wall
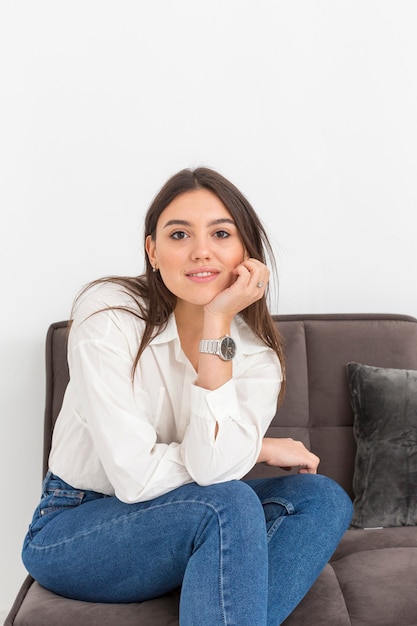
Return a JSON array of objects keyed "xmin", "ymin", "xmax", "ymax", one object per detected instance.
[{"xmin": 1, "ymin": 0, "xmax": 416, "ymax": 612}]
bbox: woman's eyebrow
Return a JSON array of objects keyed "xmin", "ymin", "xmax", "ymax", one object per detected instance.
[
  {"xmin": 209, "ymin": 218, "xmax": 235, "ymax": 226},
  {"xmin": 163, "ymin": 219, "xmax": 191, "ymax": 228},
  {"xmin": 163, "ymin": 218, "xmax": 235, "ymax": 229}
]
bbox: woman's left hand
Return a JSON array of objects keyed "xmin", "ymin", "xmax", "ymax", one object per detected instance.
[{"xmin": 257, "ymin": 437, "xmax": 320, "ymax": 474}]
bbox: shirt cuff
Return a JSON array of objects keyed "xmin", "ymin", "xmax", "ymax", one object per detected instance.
[{"xmin": 191, "ymin": 379, "xmax": 240, "ymax": 423}]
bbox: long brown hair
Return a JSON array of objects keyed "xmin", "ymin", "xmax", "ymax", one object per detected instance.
[{"xmin": 75, "ymin": 167, "xmax": 286, "ymax": 395}]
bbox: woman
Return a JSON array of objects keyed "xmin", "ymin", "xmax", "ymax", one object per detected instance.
[{"xmin": 22, "ymin": 167, "xmax": 352, "ymax": 625}]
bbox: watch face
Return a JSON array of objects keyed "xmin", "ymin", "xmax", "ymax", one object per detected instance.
[{"xmin": 220, "ymin": 336, "xmax": 236, "ymax": 360}]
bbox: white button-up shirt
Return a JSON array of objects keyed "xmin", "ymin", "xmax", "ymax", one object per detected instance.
[{"xmin": 49, "ymin": 282, "xmax": 283, "ymax": 503}]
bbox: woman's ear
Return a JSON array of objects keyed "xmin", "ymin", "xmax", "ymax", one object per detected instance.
[{"xmin": 145, "ymin": 235, "xmax": 157, "ymax": 268}]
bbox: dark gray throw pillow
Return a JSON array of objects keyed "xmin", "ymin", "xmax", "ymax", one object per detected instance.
[{"xmin": 347, "ymin": 362, "xmax": 417, "ymax": 528}]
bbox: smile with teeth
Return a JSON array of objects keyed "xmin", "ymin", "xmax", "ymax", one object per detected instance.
[
  {"xmin": 186, "ymin": 269, "xmax": 219, "ymax": 283},
  {"xmin": 188, "ymin": 271, "xmax": 215, "ymax": 277}
]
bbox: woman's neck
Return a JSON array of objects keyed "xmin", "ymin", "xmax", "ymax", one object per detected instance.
[
  {"xmin": 173, "ymin": 304, "xmax": 205, "ymax": 371},
  {"xmin": 174, "ymin": 302, "xmax": 204, "ymax": 336}
]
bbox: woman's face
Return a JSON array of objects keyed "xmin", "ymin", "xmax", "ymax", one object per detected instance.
[{"xmin": 146, "ymin": 188, "xmax": 246, "ymax": 308}]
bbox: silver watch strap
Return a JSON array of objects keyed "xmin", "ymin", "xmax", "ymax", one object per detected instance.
[{"xmin": 199, "ymin": 339, "xmax": 220, "ymax": 355}]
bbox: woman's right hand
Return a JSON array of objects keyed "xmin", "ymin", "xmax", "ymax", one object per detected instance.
[{"xmin": 257, "ymin": 437, "xmax": 320, "ymax": 474}]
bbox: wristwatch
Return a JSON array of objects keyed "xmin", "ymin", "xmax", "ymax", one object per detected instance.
[{"xmin": 199, "ymin": 335, "xmax": 237, "ymax": 361}]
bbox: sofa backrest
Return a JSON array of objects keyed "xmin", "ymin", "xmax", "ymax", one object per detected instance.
[{"xmin": 43, "ymin": 314, "xmax": 417, "ymax": 497}]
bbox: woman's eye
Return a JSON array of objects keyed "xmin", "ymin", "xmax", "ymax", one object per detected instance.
[
  {"xmin": 214, "ymin": 230, "xmax": 230, "ymax": 239},
  {"xmin": 171, "ymin": 230, "xmax": 189, "ymax": 240}
]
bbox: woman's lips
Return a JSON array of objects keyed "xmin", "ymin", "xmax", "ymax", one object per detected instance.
[{"xmin": 185, "ymin": 270, "xmax": 220, "ymax": 283}]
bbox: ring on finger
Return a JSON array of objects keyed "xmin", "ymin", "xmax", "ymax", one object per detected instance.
[{"xmin": 256, "ymin": 282, "xmax": 264, "ymax": 288}]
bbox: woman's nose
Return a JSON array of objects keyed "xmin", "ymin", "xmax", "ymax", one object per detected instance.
[{"xmin": 191, "ymin": 235, "xmax": 212, "ymax": 260}]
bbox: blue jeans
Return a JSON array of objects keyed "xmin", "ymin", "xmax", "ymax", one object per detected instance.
[{"xmin": 22, "ymin": 471, "xmax": 352, "ymax": 625}]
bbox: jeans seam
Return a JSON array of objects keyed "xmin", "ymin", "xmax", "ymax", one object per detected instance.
[
  {"xmin": 218, "ymin": 509, "xmax": 227, "ymax": 626},
  {"xmin": 266, "ymin": 516, "xmax": 286, "ymax": 541},
  {"xmin": 178, "ymin": 499, "xmax": 227, "ymax": 625}
]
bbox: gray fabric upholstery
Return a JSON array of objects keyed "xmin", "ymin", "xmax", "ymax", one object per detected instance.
[{"xmin": 6, "ymin": 313, "xmax": 417, "ymax": 626}]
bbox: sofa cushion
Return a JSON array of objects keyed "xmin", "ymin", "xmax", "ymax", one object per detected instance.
[
  {"xmin": 285, "ymin": 526, "xmax": 417, "ymax": 625},
  {"xmin": 9, "ymin": 578, "xmax": 180, "ymax": 626},
  {"xmin": 347, "ymin": 362, "xmax": 417, "ymax": 528}
]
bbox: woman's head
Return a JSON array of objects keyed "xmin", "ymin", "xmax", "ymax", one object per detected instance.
[{"xmin": 144, "ymin": 167, "xmax": 276, "ymax": 299}]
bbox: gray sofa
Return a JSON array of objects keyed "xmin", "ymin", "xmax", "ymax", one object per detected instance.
[{"xmin": 6, "ymin": 313, "xmax": 417, "ymax": 626}]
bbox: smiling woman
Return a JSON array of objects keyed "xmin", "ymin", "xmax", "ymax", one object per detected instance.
[{"xmin": 21, "ymin": 167, "xmax": 352, "ymax": 625}]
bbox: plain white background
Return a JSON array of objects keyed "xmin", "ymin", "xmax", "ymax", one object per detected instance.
[{"xmin": 1, "ymin": 0, "xmax": 416, "ymax": 614}]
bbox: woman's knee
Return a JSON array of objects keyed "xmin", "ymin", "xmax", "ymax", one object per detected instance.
[
  {"xmin": 195, "ymin": 480, "xmax": 266, "ymax": 534},
  {"xmin": 185, "ymin": 481, "xmax": 267, "ymax": 562}
]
